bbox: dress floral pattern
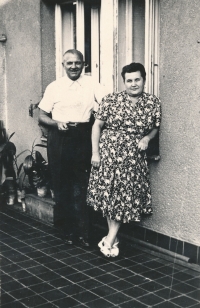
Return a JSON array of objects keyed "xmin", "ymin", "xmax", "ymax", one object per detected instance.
[{"xmin": 87, "ymin": 91, "xmax": 161, "ymax": 223}]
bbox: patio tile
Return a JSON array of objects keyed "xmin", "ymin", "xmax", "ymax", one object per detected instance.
[
  {"xmin": 59, "ymin": 284, "xmax": 85, "ymax": 295},
  {"xmin": 137, "ymin": 293, "xmax": 164, "ymax": 306},
  {"xmin": 52, "ymin": 296, "xmax": 80, "ymax": 307},
  {"xmin": 108, "ymin": 279, "xmax": 133, "ymax": 291},
  {"xmin": 172, "ymin": 282, "xmax": 197, "ymax": 294},
  {"xmin": 71, "ymin": 290, "xmax": 99, "ymax": 303},
  {"xmin": 40, "ymin": 289, "xmax": 66, "ymax": 301},
  {"xmin": 2, "ymin": 280, "xmax": 25, "ymax": 292},
  {"xmin": 1, "ymin": 293, "xmax": 16, "ymax": 305},
  {"xmin": 28, "ymin": 282, "xmax": 55, "ymax": 294},
  {"xmin": 154, "ymin": 287, "xmax": 181, "ymax": 300},
  {"xmin": 0, "ymin": 205, "xmax": 200, "ymax": 308},
  {"xmin": 87, "ymin": 298, "xmax": 115, "ymax": 308},
  {"xmin": 9, "ymin": 287, "xmax": 35, "ymax": 300},
  {"xmin": 119, "ymin": 299, "xmax": 149, "ymax": 307},
  {"xmin": 77, "ymin": 278, "xmax": 103, "ymax": 290},
  {"xmin": 91, "ymin": 285, "xmax": 116, "ymax": 297},
  {"xmin": 171, "ymin": 295, "xmax": 199, "ymax": 307},
  {"xmin": 123, "ymin": 286, "xmax": 148, "ymax": 298},
  {"xmin": 104, "ymin": 291, "xmax": 132, "ymax": 305},
  {"xmin": 18, "ymin": 276, "xmax": 43, "ymax": 287},
  {"xmin": 20, "ymin": 294, "xmax": 48, "ymax": 307}
]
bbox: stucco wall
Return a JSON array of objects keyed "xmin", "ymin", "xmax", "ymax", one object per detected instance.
[
  {"xmin": 0, "ymin": 0, "xmax": 55, "ymax": 164},
  {"xmin": 40, "ymin": 1, "xmax": 55, "ymax": 93},
  {"xmin": 1, "ymin": 0, "xmax": 42, "ymax": 161},
  {"xmin": 141, "ymin": 0, "xmax": 200, "ymax": 246}
]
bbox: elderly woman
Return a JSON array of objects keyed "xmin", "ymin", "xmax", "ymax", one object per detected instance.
[{"xmin": 87, "ymin": 62, "xmax": 161, "ymax": 257}]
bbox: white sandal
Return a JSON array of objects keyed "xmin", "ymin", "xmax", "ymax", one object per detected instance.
[
  {"xmin": 98, "ymin": 237, "xmax": 112, "ymax": 257},
  {"xmin": 110, "ymin": 241, "xmax": 119, "ymax": 257}
]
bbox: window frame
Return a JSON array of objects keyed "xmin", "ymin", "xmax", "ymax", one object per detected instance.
[{"xmin": 55, "ymin": 0, "xmax": 160, "ymax": 95}]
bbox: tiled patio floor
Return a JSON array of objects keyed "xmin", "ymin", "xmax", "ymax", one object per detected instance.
[{"xmin": 0, "ymin": 204, "xmax": 200, "ymax": 308}]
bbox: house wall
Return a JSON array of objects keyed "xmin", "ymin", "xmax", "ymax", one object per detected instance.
[
  {"xmin": 141, "ymin": 0, "xmax": 200, "ymax": 247},
  {"xmin": 0, "ymin": 0, "xmax": 55, "ymax": 164}
]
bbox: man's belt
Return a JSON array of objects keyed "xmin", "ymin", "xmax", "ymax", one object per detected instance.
[
  {"xmin": 68, "ymin": 122, "xmax": 78, "ymax": 127},
  {"xmin": 68, "ymin": 122, "xmax": 90, "ymax": 127}
]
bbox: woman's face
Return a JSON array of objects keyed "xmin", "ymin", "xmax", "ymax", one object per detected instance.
[{"xmin": 124, "ymin": 71, "xmax": 145, "ymax": 97}]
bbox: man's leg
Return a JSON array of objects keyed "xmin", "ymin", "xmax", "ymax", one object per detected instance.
[
  {"xmin": 72, "ymin": 124, "xmax": 92, "ymax": 245},
  {"xmin": 47, "ymin": 128, "xmax": 74, "ymax": 239},
  {"xmin": 73, "ymin": 169, "xmax": 90, "ymax": 240}
]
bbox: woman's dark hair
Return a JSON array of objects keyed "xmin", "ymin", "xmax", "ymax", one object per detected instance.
[{"xmin": 121, "ymin": 62, "xmax": 146, "ymax": 82}]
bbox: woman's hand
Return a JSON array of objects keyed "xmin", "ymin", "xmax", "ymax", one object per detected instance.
[
  {"xmin": 91, "ymin": 152, "xmax": 101, "ymax": 168},
  {"xmin": 138, "ymin": 136, "xmax": 150, "ymax": 151},
  {"xmin": 57, "ymin": 122, "xmax": 69, "ymax": 131}
]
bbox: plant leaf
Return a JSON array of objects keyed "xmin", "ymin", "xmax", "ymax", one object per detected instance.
[
  {"xmin": 32, "ymin": 137, "xmax": 38, "ymax": 148},
  {"xmin": 17, "ymin": 163, "xmax": 24, "ymax": 177},
  {"xmin": 15, "ymin": 149, "xmax": 31, "ymax": 159},
  {"xmin": 34, "ymin": 144, "xmax": 47, "ymax": 148},
  {"xmin": 8, "ymin": 132, "xmax": 15, "ymax": 141}
]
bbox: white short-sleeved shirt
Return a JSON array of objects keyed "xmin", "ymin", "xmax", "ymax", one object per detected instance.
[{"xmin": 39, "ymin": 75, "xmax": 106, "ymax": 123}]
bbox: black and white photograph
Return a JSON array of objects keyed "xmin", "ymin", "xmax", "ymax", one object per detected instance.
[{"xmin": 0, "ymin": 0, "xmax": 200, "ymax": 307}]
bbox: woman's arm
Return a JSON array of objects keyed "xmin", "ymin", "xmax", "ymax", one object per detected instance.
[
  {"xmin": 38, "ymin": 109, "xmax": 68, "ymax": 131},
  {"xmin": 138, "ymin": 128, "xmax": 159, "ymax": 151},
  {"xmin": 91, "ymin": 119, "xmax": 105, "ymax": 167}
]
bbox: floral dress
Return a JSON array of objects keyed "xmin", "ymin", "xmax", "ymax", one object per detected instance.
[{"xmin": 87, "ymin": 91, "xmax": 161, "ymax": 223}]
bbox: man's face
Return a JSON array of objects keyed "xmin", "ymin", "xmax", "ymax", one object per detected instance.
[{"xmin": 63, "ymin": 53, "xmax": 84, "ymax": 80}]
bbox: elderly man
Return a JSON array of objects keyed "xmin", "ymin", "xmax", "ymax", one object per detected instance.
[{"xmin": 38, "ymin": 49, "xmax": 105, "ymax": 247}]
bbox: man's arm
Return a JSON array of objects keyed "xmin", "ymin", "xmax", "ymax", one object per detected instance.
[{"xmin": 38, "ymin": 109, "xmax": 69, "ymax": 131}]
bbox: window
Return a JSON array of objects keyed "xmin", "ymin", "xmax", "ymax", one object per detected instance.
[
  {"xmin": 117, "ymin": 0, "xmax": 160, "ymax": 95},
  {"xmin": 117, "ymin": 0, "xmax": 146, "ymax": 91},
  {"xmin": 55, "ymin": 0, "xmax": 160, "ymax": 95},
  {"xmin": 55, "ymin": 0, "xmax": 100, "ymax": 83}
]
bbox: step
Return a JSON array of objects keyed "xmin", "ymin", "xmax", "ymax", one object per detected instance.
[{"xmin": 25, "ymin": 193, "xmax": 55, "ymax": 225}]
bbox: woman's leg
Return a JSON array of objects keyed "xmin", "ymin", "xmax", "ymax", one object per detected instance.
[
  {"xmin": 105, "ymin": 219, "xmax": 121, "ymax": 247},
  {"xmin": 107, "ymin": 216, "xmax": 111, "ymax": 230},
  {"xmin": 106, "ymin": 217, "xmax": 119, "ymax": 245},
  {"xmin": 98, "ymin": 218, "xmax": 121, "ymax": 257}
]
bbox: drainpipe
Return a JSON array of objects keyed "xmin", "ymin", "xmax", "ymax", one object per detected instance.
[
  {"xmin": 0, "ymin": 34, "xmax": 7, "ymax": 184},
  {"xmin": 0, "ymin": 33, "xmax": 7, "ymax": 129}
]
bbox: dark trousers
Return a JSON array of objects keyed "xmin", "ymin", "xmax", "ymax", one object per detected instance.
[{"xmin": 47, "ymin": 123, "xmax": 92, "ymax": 239}]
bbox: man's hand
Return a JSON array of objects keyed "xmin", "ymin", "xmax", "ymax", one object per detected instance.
[
  {"xmin": 138, "ymin": 136, "xmax": 150, "ymax": 151},
  {"xmin": 91, "ymin": 152, "xmax": 100, "ymax": 168},
  {"xmin": 57, "ymin": 122, "xmax": 69, "ymax": 131}
]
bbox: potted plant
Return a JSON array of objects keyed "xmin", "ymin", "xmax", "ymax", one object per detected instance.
[
  {"xmin": 0, "ymin": 132, "xmax": 18, "ymax": 204},
  {"xmin": 0, "ymin": 131, "xmax": 49, "ymax": 206},
  {"xmin": 22, "ymin": 138, "xmax": 49, "ymax": 198}
]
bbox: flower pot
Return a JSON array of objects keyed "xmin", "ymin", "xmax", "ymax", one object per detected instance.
[
  {"xmin": 6, "ymin": 190, "xmax": 16, "ymax": 205},
  {"xmin": 17, "ymin": 189, "xmax": 22, "ymax": 203},
  {"xmin": 37, "ymin": 186, "xmax": 47, "ymax": 198},
  {"xmin": 3, "ymin": 177, "xmax": 16, "ymax": 205},
  {"xmin": 21, "ymin": 199, "xmax": 26, "ymax": 212}
]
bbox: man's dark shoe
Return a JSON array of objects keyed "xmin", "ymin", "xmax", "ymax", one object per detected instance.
[
  {"xmin": 79, "ymin": 237, "xmax": 90, "ymax": 247},
  {"xmin": 65, "ymin": 234, "xmax": 73, "ymax": 245}
]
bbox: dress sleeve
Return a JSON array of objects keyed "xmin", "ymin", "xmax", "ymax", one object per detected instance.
[
  {"xmin": 154, "ymin": 97, "xmax": 162, "ymax": 128},
  {"xmin": 93, "ymin": 83, "xmax": 109, "ymax": 112},
  {"xmin": 95, "ymin": 94, "xmax": 111, "ymax": 122}
]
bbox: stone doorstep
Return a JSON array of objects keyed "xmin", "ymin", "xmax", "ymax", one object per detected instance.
[{"xmin": 25, "ymin": 193, "xmax": 55, "ymax": 225}]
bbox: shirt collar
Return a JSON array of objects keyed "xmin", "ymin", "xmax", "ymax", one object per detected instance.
[{"xmin": 64, "ymin": 74, "xmax": 84, "ymax": 87}]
